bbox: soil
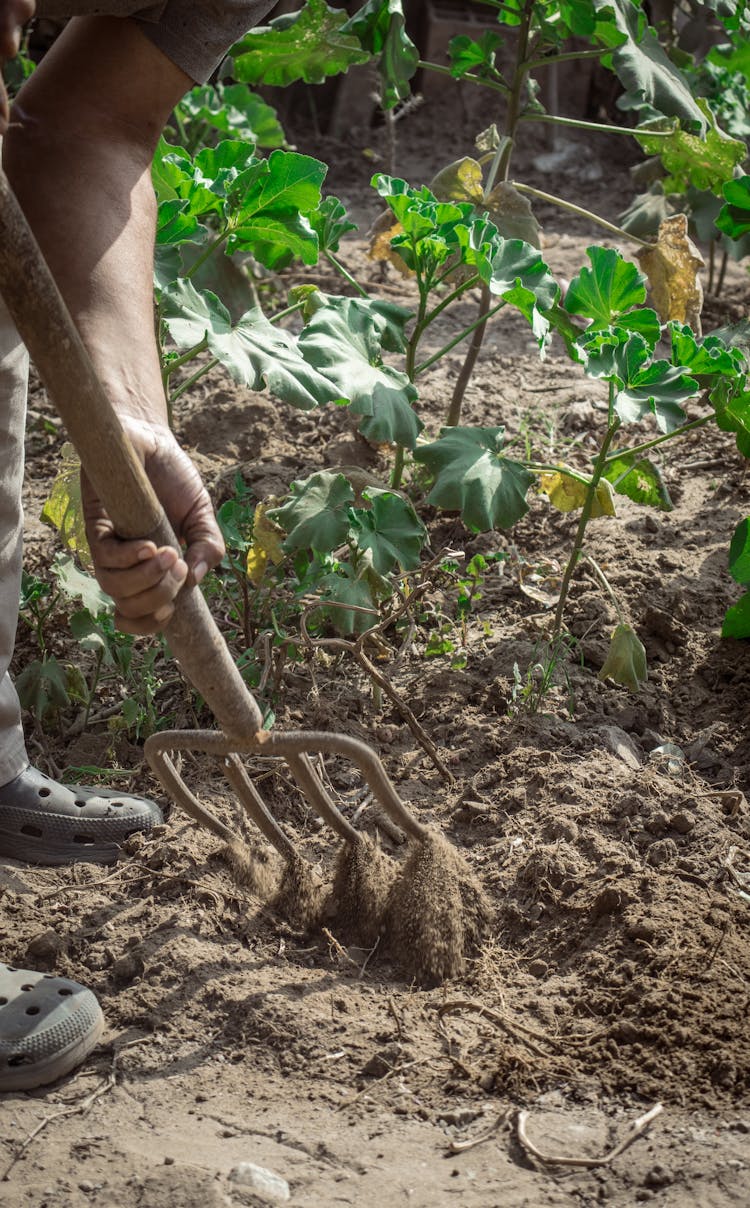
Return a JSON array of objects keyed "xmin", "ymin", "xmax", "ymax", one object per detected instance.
[{"xmin": 2, "ymin": 98, "xmax": 750, "ymax": 1208}]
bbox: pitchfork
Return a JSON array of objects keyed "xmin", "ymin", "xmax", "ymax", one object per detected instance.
[{"xmin": 0, "ymin": 171, "xmax": 490, "ymax": 984}]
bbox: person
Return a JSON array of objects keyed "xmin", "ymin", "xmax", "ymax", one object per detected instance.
[{"xmin": 0, "ymin": 0, "xmax": 276, "ymax": 1091}]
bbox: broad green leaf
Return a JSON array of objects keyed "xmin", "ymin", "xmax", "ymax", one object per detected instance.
[
  {"xmin": 448, "ymin": 32, "xmax": 504, "ymax": 79},
  {"xmin": 716, "ymin": 175, "xmax": 750, "ymax": 241},
  {"xmin": 342, "ymin": 0, "xmax": 419, "ymax": 108},
  {"xmin": 232, "ymin": 0, "xmax": 369, "ymax": 87},
  {"xmin": 350, "ymin": 488, "xmax": 426, "ymax": 573},
  {"xmin": 414, "ymin": 426, "xmax": 534, "ymax": 532},
  {"xmin": 297, "ymin": 296, "xmax": 421, "ymax": 446},
  {"xmin": 271, "ymin": 472, "xmax": 355, "ymax": 553},
  {"xmin": 151, "ymin": 137, "xmax": 193, "ymax": 203},
  {"xmin": 669, "ymin": 323, "xmax": 745, "ymax": 380},
  {"xmin": 229, "ymin": 149, "xmax": 326, "ymax": 267},
  {"xmin": 161, "ymin": 280, "xmax": 345, "ymax": 410},
  {"xmin": 722, "ymin": 590, "xmax": 750, "ymax": 639},
  {"xmin": 634, "ymin": 100, "xmax": 745, "ymax": 192},
  {"xmin": 16, "ymin": 656, "xmax": 70, "ymax": 720},
  {"xmin": 308, "ymin": 195, "xmax": 357, "ymax": 253},
  {"xmin": 729, "ymin": 516, "xmax": 750, "ymax": 584},
  {"xmin": 41, "ymin": 444, "xmax": 91, "ymax": 564},
  {"xmin": 603, "ymin": 453, "xmax": 673, "ymax": 511},
  {"xmin": 318, "ymin": 563, "xmax": 379, "ymax": 635},
  {"xmin": 599, "ymin": 623, "xmax": 648, "ymax": 690},
  {"xmin": 177, "ymin": 83, "xmax": 285, "ymax": 149},
  {"xmin": 51, "ymin": 553, "xmax": 112, "ymax": 617},
  {"xmin": 154, "ymin": 245, "xmax": 182, "ymax": 290},
  {"xmin": 155, "ymin": 199, "xmax": 207, "ymax": 246},
  {"xmin": 615, "ymin": 360, "xmax": 698, "ymax": 432},
  {"xmin": 69, "ymin": 610, "xmax": 109, "ymax": 658},
  {"xmin": 595, "ymin": 0, "xmax": 708, "ymax": 129},
  {"xmin": 487, "ymin": 238, "xmax": 558, "ymax": 344},
  {"xmin": 564, "ymin": 247, "xmax": 647, "ymax": 327},
  {"xmin": 711, "ymin": 378, "xmax": 750, "ymax": 447}
]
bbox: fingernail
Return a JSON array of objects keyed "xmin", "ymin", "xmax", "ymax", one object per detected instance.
[
  {"xmin": 193, "ymin": 561, "xmax": 208, "ymax": 585},
  {"xmin": 137, "ymin": 546, "xmax": 154, "ymax": 561},
  {"xmin": 157, "ymin": 550, "xmax": 175, "ymax": 570}
]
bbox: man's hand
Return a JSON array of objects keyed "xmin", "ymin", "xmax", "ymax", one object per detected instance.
[
  {"xmin": 81, "ymin": 418, "xmax": 225, "ymax": 636},
  {"xmin": 0, "ymin": 1, "xmax": 34, "ymax": 135}
]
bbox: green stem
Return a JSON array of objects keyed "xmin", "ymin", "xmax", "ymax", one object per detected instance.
[
  {"xmin": 415, "ymin": 299, "xmax": 506, "ymax": 376},
  {"xmin": 604, "ymin": 414, "xmax": 712, "ymax": 464},
  {"xmin": 552, "ymin": 421, "xmax": 620, "ymax": 639},
  {"xmin": 269, "ymin": 300, "xmax": 305, "ymax": 324},
  {"xmin": 417, "ymin": 60, "xmax": 510, "ymax": 97},
  {"xmin": 169, "ymin": 356, "xmax": 220, "ymax": 404},
  {"xmin": 511, "ymin": 181, "xmax": 652, "ymax": 248},
  {"xmin": 583, "ymin": 555, "xmax": 626, "ymax": 624},
  {"xmin": 422, "ymin": 274, "xmax": 481, "ymax": 329},
  {"xmin": 393, "ymin": 287, "xmax": 428, "ymax": 489},
  {"xmin": 82, "ymin": 647, "xmax": 105, "ymax": 734},
  {"xmin": 518, "ymin": 112, "xmax": 671, "ymax": 137},
  {"xmin": 324, "ymin": 249, "xmax": 369, "ymax": 298},
  {"xmin": 163, "ymin": 336, "xmax": 208, "ymax": 379},
  {"xmin": 524, "ymin": 48, "xmax": 612, "ymax": 70},
  {"xmin": 527, "ymin": 462, "xmax": 591, "ymax": 486},
  {"xmin": 183, "ymin": 228, "xmax": 231, "ymax": 280}
]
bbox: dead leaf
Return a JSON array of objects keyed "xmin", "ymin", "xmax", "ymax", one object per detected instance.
[
  {"xmin": 246, "ymin": 503, "xmax": 286, "ymax": 586},
  {"xmin": 367, "ymin": 210, "xmax": 411, "ymax": 277},
  {"xmin": 430, "ymin": 158, "xmax": 541, "ymax": 247},
  {"xmin": 539, "ymin": 470, "xmax": 615, "ymax": 517},
  {"xmin": 636, "ymin": 213, "xmax": 704, "ymax": 332},
  {"xmin": 41, "ymin": 443, "xmax": 92, "ymax": 566}
]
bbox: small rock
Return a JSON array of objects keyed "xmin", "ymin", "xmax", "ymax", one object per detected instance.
[
  {"xmin": 361, "ymin": 1042, "xmax": 404, "ymax": 1077},
  {"xmin": 528, "ymin": 959, "xmax": 548, "ymax": 978},
  {"xmin": 729, "ymin": 1119, "xmax": 750, "ymax": 1134},
  {"xmin": 25, "ymin": 929, "xmax": 66, "ymax": 970},
  {"xmin": 78, "ymin": 1181, "xmax": 94, "ymax": 1194},
  {"xmin": 229, "ymin": 1163, "xmax": 290, "ymax": 1202},
  {"xmin": 599, "ymin": 726, "xmax": 643, "ymax": 771},
  {"xmin": 647, "ymin": 838, "xmax": 678, "ymax": 867},
  {"xmin": 111, "ymin": 951, "xmax": 145, "ymax": 986},
  {"xmin": 644, "ymin": 1164, "xmax": 673, "ymax": 1189},
  {"xmin": 591, "ymin": 887, "xmax": 627, "ymax": 919},
  {"xmin": 670, "ymin": 811, "xmax": 695, "ymax": 834}
]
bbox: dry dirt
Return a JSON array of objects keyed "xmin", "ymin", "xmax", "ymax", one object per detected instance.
[{"xmin": 1, "ymin": 102, "xmax": 750, "ymax": 1207}]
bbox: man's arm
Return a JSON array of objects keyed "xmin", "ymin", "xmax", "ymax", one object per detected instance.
[
  {"xmin": 3, "ymin": 16, "xmax": 225, "ymax": 634},
  {"xmin": 0, "ymin": 0, "xmax": 33, "ymax": 133}
]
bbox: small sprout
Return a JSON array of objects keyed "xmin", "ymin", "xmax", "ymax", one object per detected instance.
[{"xmin": 599, "ymin": 623, "xmax": 648, "ymax": 692}]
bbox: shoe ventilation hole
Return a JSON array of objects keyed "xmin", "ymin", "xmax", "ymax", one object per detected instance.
[
  {"xmin": 25, "ymin": 1006, "xmax": 40, "ymax": 1016},
  {"xmin": 38, "ymin": 787, "xmax": 51, "ymax": 798},
  {"xmin": 20, "ymin": 984, "xmax": 33, "ymax": 992},
  {"xmin": 0, "ymin": 997, "xmax": 7, "ymax": 1006},
  {"xmin": 112, "ymin": 802, "xmax": 124, "ymax": 808},
  {"xmin": 58, "ymin": 988, "xmax": 72, "ymax": 997},
  {"xmin": 20, "ymin": 825, "xmax": 43, "ymax": 837},
  {"xmin": 75, "ymin": 800, "xmax": 86, "ymax": 808},
  {"xmin": 73, "ymin": 835, "xmax": 95, "ymax": 845}
]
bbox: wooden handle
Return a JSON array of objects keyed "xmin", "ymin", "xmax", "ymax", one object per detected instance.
[{"xmin": 0, "ymin": 169, "xmax": 263, "ymax": 737}]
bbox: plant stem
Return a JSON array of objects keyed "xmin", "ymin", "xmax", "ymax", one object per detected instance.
[
  {"xmin": 526, "ymin": 461, "xmax": 591, "ymax": 486},
  {"xmin": 163, "ymin": 336, "xmax": 208, "ymax": 379},
  {"xmin": 447, "ymin": 285, "xmax": 492, "ymax": 425},
  {"xmin": 417, "ymin": 60, "xmax": 509, "ymax": 97},
  {"xmin": 269, "ymin": 300, "xmax": 305, "ymax": 324},
  {"xmin": 511, "ymin": 181, "xmax": 653, "ymax": 248},
  {"xmin": 415, "ymin": 299, "xmax": 506, "ymax": 376},
  {"xmin": 583, "ymin": 555, "xmax": 626, "ymax": 623},
  {"xmin": 169, "ymin": 356, "xmax": 220, "ymax": 404},
  {"xmin": 183, "ymin": 228, "xmax": 231, "ymax": 279},
  {"xmin": 524, "ymin": 48, "xmax": 612, "ymax": 70},
  {"xmin": 552, "ymin": 420, "xmax": 619, "ymax": 639},
  {"xmin": 324, "ymin": 249, "xmax": 369, "ymax": 298},
  {"xmin": 422, "ymin": 274, "xmax": 481, "ymax": 328},
  {"xmin": 518, "ymin": 112, "xmax": 671, "ymax": 137},
  {"xmin": 392, "ymin": 285, "xmax": 428, "ymax": 489},
  {"xmin": 81, "ymin": 647, "xmax": 105, "ymax": 735},
  {"xmin": 717, "ymin": 248, "xmax": 729, "ymax": 295},
  {"xmin": 604, "ymin": 413, "xmax": 711, "ymax": 464}
]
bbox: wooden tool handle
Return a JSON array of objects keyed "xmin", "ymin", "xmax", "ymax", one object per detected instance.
[{"xmin": 0, "ymin": 169, "xmax": 263, "ymax": 737}]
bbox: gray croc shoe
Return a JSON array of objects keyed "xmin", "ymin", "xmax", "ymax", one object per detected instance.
[
  {"xmin": 0, "ymin": 766, "xmax": 163, "ymax": 866},
  {"xmin": 0, "ymin": 963, "xmax": 104, "ymax": 1092}
]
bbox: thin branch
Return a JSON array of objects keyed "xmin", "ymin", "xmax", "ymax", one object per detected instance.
[
  {"xmin": 516, "ymin": 1103, "xmax": 664, "ymax": 1168},
  {"xmin": 511, "ymin": 181, "xmax": 652, "ymax": 247}
]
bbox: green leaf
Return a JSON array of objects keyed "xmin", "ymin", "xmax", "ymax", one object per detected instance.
[
  {"xmin": 634, "ymin": 99, "xmax": 746, "ymax": 193},
  {"xmin": 342, "ymin": 0, "xmax": 419, "ymax": 108},
  {"xmin": 161, "ymin": 280, "xmax": 345, "ymax": 410},
  {"xmin": 716, "ymin": 175, "xmax": 750, "ymax": 241},
  {"xmin": 271, "ymin": 472, "xmax": 355, "ymax": 554},
  {"xmin": 232, "ymin": 0, "xmax": 369, "ymax": 86},
  {"xmin": 615, "ymin": 359, "xmax": 698, "ymax": 432},
  {"xmin": 229, "ymin": 149, "xmax": 327, "ymax": 268},
  {"xmin": 564, "ymin": 246, "xmax": 647, "ymax": 327},
  {"xmin": 722, "ymin": 590, "xmax": 750, "ymax": 639},
  {"xmin": 598, "ymin": 623, "xmax": 648, "ymax": 690},
  {"xmin": 318, "ymin": 562, "xmax": 379, "ymax": 635},
  {"xmin": 155, "ymin": 199, "xmax": 207, "ymax": 246},
  {"xmin": 69, "ymin": 610, "xmax": 110, "ymax": 658},
  {"xmin": 350, "ymin": 488, "xmax": 426, "ymax": 573},
  {"xmin": 709, "ymin": 378, "xmax": 750, "ymax": 448},
  {"xmin": 51, "ymin": 553, "xmax": 112, "ymax": 617},
  {"xmin": 297, "ymin": 295, "xmax": 422, "ymax": 447},
  {"xmin": 603, "ymin": 453, "xmax": 673, "ymax": 511},
  {"xmin": 307, "ymin": 195, "xmax": 357, "ymax": 253},
  {"xmin": 729, "ymin": 516, "xmax": 750, "ymax": 585},
  {"xmin": 595, "ymin": 0, "xmax": 708, "ymax": 129},
  {"xmin": 16, "ymin": 656, "xmax": 70, "ymax": 720},
  {"xmin": 669, "ymin": 323, "xmax": 745, "ymax": 380},
  {"xmin": 447, "ymin": 31, "xmax": 504, "ymax": 79},
  {"xmin": 177, "ymin": 83, "xmax": 285, "ymax": 149},
  {"xmin": 487, "ymin": 238, "xmax": 558, "ymax": 343},
  {"xmin": 414, "ymin": 426, "xmax": 534, "ymax": 532}
]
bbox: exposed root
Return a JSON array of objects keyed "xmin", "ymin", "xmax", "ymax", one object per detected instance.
[
  {"xmin": 386, "ymin": 831, "xmax": 493, "ymax": 986},
  {"xmin": 329, "ymin": 835, "xmax": 398, "ymax": 946},
  {"xmin": 274, "ymin": 853, "xmax": 327, "ymax": 931},
  {"xmin": 221, "ymin": 840, "xmax": 280, "ymax": 899}
]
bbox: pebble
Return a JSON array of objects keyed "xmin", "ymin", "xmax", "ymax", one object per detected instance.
[
  {"xmin": 229, "ymin": 1162, "xmax": 290, "ymax": 1202},
  {"xmin": 599, "ymin": 725, "xmax": 642, "ymax": 770}
]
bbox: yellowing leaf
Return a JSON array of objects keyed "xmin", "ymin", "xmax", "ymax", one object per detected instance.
[
  {"xmin": 599, "ymin": 623, "xmax": 648, "ymax": 691},
  {"xmin": 539, "ymin": 470, "xmax": 615, "ymax": 517},
  {"xmin": 246, "ymin": 503, "xmax": 285, "ymax": 586},
  {"xmin": 430, "ymin": 158, "xmax": 541, "ymax": 247},
  {"xmin": 430, "ymin": 156, "xmax": 484, "ymax": 205},
  {"xmin": 41, "ymin": 443, "xmax": 91, "ymax": 566},
  {"xmin": 367, "ymin": 210, "xmax": 411, "ymax": 276},
  {"xmin": 636, "ymin": 214, "xmax": 704, "ymax": 332}
]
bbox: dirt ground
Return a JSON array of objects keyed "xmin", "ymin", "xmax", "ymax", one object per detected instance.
[{"xmin": 1, "ymin": 94, "xmax": 750, "ymax": 1207}]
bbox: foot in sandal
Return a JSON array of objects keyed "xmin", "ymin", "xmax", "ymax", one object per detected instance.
[
  {"xmin": 0, "ymin": 765, "xmax": 163, "ymax": 866},
  {"xmin": 0, "ymin": 963, "xmax": 104, "ymax": 1092}
]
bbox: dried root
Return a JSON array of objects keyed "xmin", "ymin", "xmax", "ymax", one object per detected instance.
[
  {"xmin": 329, "ymin": 834, "xmax": 397, "ymax": 946},
  {"xmin": 386, "ymin": 831, "xmax": 492, "ymax": 985}
]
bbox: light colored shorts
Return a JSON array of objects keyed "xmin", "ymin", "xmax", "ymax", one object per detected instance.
[{"xmin": 35, "ymin": 1, "xmax": 277, "ymax": 82}]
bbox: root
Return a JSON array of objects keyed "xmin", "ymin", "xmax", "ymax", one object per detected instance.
[
  {"xmin": 329, "ymin": 835, "xmax": 397, "ymax": 947},
  {"xmin": 386, "ymin": 831, "xmax": 493, "ymax": 986},
  {"xmin": 274, "ymin": 853, "xmax": 327, "ymax": 931},
  {"xmin": 221, "ymin": 839, "xmax": 280, "ymax": 899}
]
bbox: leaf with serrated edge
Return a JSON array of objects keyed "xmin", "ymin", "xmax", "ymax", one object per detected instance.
[
  {"xmin": 350, "ymin": 488, "xmax": 426, "ymax": 573},
  {"xmin": 51, "ymin": 553, "xmax": 112, "ymax": 617},
  {"xmin": 233, "ymin": 0, "xmax": 369, "ymax": 87},
  {"xmin": 722, "ymin": 589, "xmax": 750, "ymax": 639},
  {"xmin": 414, "ymin": 426, "xmax": 534, "ymax": 532},
  {"xmin": 271, "ymin": 472, "xmax": 354, "ymax": 554},
  {"xmin": 564, "ymin": 246, "xmax": 647, "ymax": 327}
]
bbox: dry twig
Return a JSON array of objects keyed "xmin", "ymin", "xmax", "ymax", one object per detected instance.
[{"xmin": 516, "ymin": 1102, "xmax": 664, "ymax": 1168}]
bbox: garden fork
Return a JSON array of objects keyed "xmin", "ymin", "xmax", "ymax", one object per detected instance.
[{"xmin": 0, "ymin": 170, "xmax": 489, "ymax": 981}]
